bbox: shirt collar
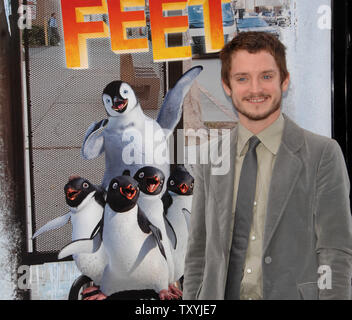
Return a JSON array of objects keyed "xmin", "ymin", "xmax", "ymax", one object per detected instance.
[{"xmin": 237, "ymin": 113, "xmax": 284, "ymax": 156}]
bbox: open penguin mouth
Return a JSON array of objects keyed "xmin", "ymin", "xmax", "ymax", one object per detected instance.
[
  {"xmin": 120, "ymin": 184, "xmax": 137, "ymax": 200},
  {"xmin": 112, "ymin": 99, "xmax": 128, "ymax": 113},
  {"xmin": 66, "ymin": 188, "xmax": 81, "ymax": 201},
  {"xmin": 146, "ymin": 176, "xmax": 161, "ymax": 193},
  {"xmin": 178, "ymin": 183, "xmax": 189, "ymax": 194}
]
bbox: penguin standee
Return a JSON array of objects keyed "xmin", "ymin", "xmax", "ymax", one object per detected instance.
[
  {"xmin": 32, "ymin": 176, "xmax": 108, "ymax": 286},
  {"xmin": 133, "ymin": 166, "xmax": 182, "ymax": 299},
  {"xmin": 162, "ymin": 165, "xmax": 194, "ymax": 284},
  {"xmin": 59, "ymin": 175, "xmax": 176, "ymax": 300},
  {"xmin": 81, "ymin": 66, "xmax": 203, "ymax": 190}
]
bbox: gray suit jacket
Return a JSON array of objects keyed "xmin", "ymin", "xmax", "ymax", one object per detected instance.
[{"xmin": 183, "ymin": 115, "xmax": 352, "ymax": 300}]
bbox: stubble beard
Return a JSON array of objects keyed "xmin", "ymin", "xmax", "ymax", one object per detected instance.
[{"xmin": 234, "ymin": 93, "xmax": 282, "ymax": 121}]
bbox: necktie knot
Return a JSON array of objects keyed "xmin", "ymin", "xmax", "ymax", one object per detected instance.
[{"xmin": 248, "ymin": 136, "xmax": 261, "ymax": 152}]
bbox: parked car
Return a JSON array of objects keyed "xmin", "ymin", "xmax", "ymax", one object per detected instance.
[
  {"xmin": 188, "ymin": 2, "xmax": 237, "ymax": 56},
  {"xmin": 236, "ymin": 16, "xmax": 280, "ymax": 38}
]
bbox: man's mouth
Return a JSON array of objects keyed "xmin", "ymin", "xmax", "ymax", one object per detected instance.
[
  {"xmin": 66, "ymin": 188, "xmax": 81, "ymax": 201},
  {"xmin": 146, "ymin": 176, "xmax": 160, "ymax": 193},
  {"xmin": 178, "ymin": 183, "xmax": 189, "ymax": 194},
  {"xmin": 120, "ymin": 184, "xmax": 137, "ymax": 200},
  {"xmin": 245, "ymin": 96, "xmax": 269, "ymax": 104},
  {"xmin": 112, "ymin": 99, "xmax": 128, "ymax": 112}
]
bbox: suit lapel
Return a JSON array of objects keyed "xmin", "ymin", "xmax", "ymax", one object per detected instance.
[
  {"xmin": 211, "ymin": 126, "xmax": 238, "ymax": 252},
  {"xmin": 263, "ymin": 115, "xmax": 304, "ymax": 253}
]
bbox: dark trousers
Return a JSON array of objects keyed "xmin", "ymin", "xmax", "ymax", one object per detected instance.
[{"xmin": 49, "ymin": 27, "xmax": 60, "ymax": 45}]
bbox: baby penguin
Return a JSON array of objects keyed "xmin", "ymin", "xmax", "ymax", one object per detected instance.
[
  {"xmin": 134, "ymin": 166, "xmax": 182, "ymax": 299},
  {"xmin": 33, "ymin": 176, "xmax": 108, "ymax": 286},
  {"xmin": 162, "ymin": 165, "xmax": 194, "ymax": 282}
]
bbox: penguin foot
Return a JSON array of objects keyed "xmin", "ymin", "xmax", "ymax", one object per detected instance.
[
  {"xmin": 82, "ymin": 286, "xmax": 99, "ymax": 296},
  {"xmin": 159, "ymin": 289, "xmax": 176, "ymax": 300},
  {"xmin": 168, "ymin": 284, "xmax": 183, "ymax": 299},
  {"xmin": 84, "ymin": 292, "xmax": 107, "ymax": 300},
  {"xmin": 82, "ymin": 286, "xmax": 107, "ymax": 300}
]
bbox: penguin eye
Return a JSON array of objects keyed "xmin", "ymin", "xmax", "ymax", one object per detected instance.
[
  {"xmin": 105, "ymin": 98, "xmax": 111, "ymax": 104},
  {"xmin": 83, "ymin": 182, "xmax": 89, "ymax": 189},
  {"xmin": 190, "ymin": 183, "xmax": 194, "ymax": 188},
  {"xmin": 170, "ymin": 180, "xmax": 175, "ymax": 186},
  {"xmin": 123, "ymin": 89, "xmax": 128, "ymax": 94},
  {"xmin": 112, "ymin": 182, "xmax": 119, "ymax": 190},
  {"xmin": 138, "ymin": 172, "xmax": 144, "ymax": 179}
]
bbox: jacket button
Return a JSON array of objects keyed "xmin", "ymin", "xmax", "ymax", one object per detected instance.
[{"xmin": 264, "ymin": 256, "xmax": 272, "ymax": 264}]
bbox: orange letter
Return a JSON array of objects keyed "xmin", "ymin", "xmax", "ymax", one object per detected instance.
[
  {"xmin": 188, "ymin": 0, "xmax": 228, "ymax": 53},
  {"xmin": 107, "ymin": 0, "xmax": 148, "ymax": 53},
  {"xmin": 61, "ymin": 0, "xmax": 109, "ymax": 69},
  {"xmin": 149, "ymin": 0, "xmax": 191, "ymax": 62}
]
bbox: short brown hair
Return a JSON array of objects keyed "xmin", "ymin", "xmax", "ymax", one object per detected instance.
[{"xmin": 220, "ymin": 31, "xmax": 289, "ymax": 88}]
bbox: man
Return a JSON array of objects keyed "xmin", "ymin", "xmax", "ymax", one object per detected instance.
[
  {"xmin": 48, "ymin": 13, "xmax": 60, "ymax": 46},
  {"xmin": 183, "ymin": 31, "xmax": 352, "ymax": 300}
]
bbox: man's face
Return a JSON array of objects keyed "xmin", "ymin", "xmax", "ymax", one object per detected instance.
[{"xmin": 222, "ymin": 49, "xmax": 289, "ymax": 125}]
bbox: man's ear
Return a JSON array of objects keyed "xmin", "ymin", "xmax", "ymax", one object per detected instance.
[
  {"xmin": 221, "ymin": 79, "xmax": 232, "ymax": 96},
  {"xmin": 281, "ymin": 73, "xmax": 290, "ymax": 92}
]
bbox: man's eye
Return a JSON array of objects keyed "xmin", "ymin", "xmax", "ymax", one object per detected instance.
[
  {"xmin": 237, "ymin": 77, "xmax": 247, "ymax": 82},
  {"xmin": 263, "ymin": 74, "xmax": 273, "ymax": 80}
]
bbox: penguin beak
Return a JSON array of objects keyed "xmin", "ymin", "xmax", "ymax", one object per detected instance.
[
  {"xmin": 66, "ymin": 187, "xmax": 81, "ymax": 201},
  {"xmin": 120, "ymin": 184, "xmax": 137, "ymax": 200},
  {"xmin": 112, "ymin": 98, "xmax": 128, "ymax": 113},
  {"xmin": 146, "ymin": 176, "xmax": 160, "ymax": 193},
  {"xmin": 178, "ymin": 183, "xmax": 189, "ymax": 194}
]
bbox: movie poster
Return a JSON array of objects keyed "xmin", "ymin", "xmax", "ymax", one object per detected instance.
[{"xmin": 0, "ymin": 0, "xmax": 332, "ymax": 300}]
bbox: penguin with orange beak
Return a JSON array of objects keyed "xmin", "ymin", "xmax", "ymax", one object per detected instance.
[
  {"xmin": 162, "ymin": 165, "xmax": 194, "ymax": 283},
  {"xmin": 134, "ymin": 166, "xmax": 182, "ymax": 299},
  {"xmin": 33, "ymin": 176, "xmax": 108, "ymax": 286}
]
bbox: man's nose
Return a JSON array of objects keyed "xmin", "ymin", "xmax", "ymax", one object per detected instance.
[{"xmin": 249, "ymin": 78, "xmax": 262, "ymax": 94}]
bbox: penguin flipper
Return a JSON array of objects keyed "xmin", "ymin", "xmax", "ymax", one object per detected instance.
[
  {"xmin": 81, "ymin": 119, "xmax": 108, "ymax": 160},
  {"xmin": 90, "ymin": 217, "xmax": 104, "ymax": 239},
  {"xmin": 182, "ymin": 208, "xmax": 191, "ymax": 231},
  {"xmin": 161, "ymin": 191, "xmax": 173, "ymax": 215},
  {"xmin": 137, "ymin": 208, "xmax": 166, "ymax": 260},
  {"xmin": 149, "ymin": 224, "xmax": 166, "ymax": 261},
  {"xmin": 58, "ymin": 232, "xmax": 102, "ymax": 260},
  {"xmin": 157, "ymin": 66, "xmax": 203, "ymax": 139},
  {"xmin": 164, "ymin": 214, "xmax": 177, "ymax": 250},
  {"xmin": 32, "ymin": 213, "xmax": 70, "ymax": 239}
]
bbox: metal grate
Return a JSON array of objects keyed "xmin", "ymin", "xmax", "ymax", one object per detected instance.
[{"xmin": 27, "ymin": 0, "xmax": 165, "ymax": 257}]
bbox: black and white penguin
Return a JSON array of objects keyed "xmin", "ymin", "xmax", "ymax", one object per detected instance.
[
  {"xmin": 162, "ymin": 165, "xmax": 194, "ymax": 282},
  {"xmin": 163, "ymin": 165, "xmax": 194, "ymax": 228},
  {"xmin": 81, "ymin": 66, "xmax": 203, "ymax": 190},
  {"xmin": 133, "ymin": 166, "xmax": 182, "ymax": 299},
  {"xmin": 59, "ymin": 175, "xmax": 176, "ymax": 300},
  {"xmin": 33, "ymin": 176, "xmax": 108, "ymax": 285}
]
